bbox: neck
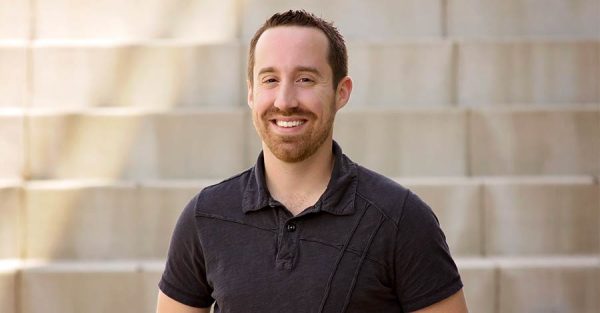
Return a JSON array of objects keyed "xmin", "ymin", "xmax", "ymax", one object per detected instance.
[{"xmin": 263, "ymin": 139, "xmax": 335, "ymax": 215}]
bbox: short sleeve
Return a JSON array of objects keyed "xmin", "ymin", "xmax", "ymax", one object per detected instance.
[
  {"xmin": 394, "ymin": 191, "xmax": 463, "ymax": 312},
  {"xmin": 159, "ymin": 193, "xmax": 215, "ymax": 308}
]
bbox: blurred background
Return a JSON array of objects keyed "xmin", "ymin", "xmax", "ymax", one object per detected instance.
[{"xmin": 0, "ymin": 0, "xmax": 599, "ymax": 312}]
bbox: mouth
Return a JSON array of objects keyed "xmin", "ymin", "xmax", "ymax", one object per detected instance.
[{"xmin": 273, "ymin": 119, "xmax": 306, "ymax": 128}]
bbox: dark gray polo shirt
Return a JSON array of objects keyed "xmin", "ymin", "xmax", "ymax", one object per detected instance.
[{"xmin": 159, "ymin": 142, "xmax": 462, "ymax": 313}]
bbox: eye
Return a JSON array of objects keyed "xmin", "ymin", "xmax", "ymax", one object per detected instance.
[
  {"xmin": 297, "ymin": 77, "xmax": 314, "ymax": 83},
  {"xmin": 262, "ymin": 78, "xmax": 278, "ymax": 84}
]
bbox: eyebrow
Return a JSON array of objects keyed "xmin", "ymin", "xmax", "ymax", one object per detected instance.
[{"xmin": 257, "ymin": 66, "xmax": 323, "ymax": 77}]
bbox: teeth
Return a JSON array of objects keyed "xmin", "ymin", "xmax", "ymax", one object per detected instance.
[{"xmin": 276, "ymin": 120, "xmax": 305, "ymax": 128}]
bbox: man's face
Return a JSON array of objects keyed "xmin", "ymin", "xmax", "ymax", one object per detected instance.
[{"xmin": 248, "ymin": 26, "xmax": 343, "ymax": 163}]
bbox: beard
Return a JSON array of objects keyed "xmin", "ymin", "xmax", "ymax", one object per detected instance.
[{"xmin": 253, "ymin": 104, "xmax": 335, "ymax": 163}]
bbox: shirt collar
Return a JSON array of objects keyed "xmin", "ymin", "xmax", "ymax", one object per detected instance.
[{"xmin": 242, "ymin": 141, "xmax": 358, "ymax": 216}]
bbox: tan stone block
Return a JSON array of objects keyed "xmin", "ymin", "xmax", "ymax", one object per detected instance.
[
  {"xmin": 0, "ymin": 264, "xmax": 17, "ymax": 313},
  {"xmin": 484, "ymin": 177, "xmax": 600, "ymax": 255},
  {"xmin": 32, "ymin": 43, "xmax": 242, "ymax": 108},
  {"xmin": 28, "ymin": 111, "xmax": 148, "ymax": 179},
  {"xmin": 28, "ymin": 110, "xmax": 248, "ymax": 180},
  {"xmin": 348, "ymin": 42, "xmax": 454, "ymax": 106},
  {"xmin": 0, "ymin": 183, "xmax": 22, "ymax": 258},
  {"xmin": 0, "ymin": 111, "xmax": 24, "ymax": 179},
  {"xmin": 0, "ymin": 1, "xmax": 29, "ymax": 39},
  {"xmin": 399, "ymin": 178, "xmax": 483, "ymax": 256},
  {"xmin": 335, "ymin": 108, "xmax": 468, "ymax": 176},
  {"xmin": 470, "ymin": 107, "xmax": 600, "ymax": 175},
  {"xmin": 456, "ymin": 258, "xmax": 496, "ymax": 313},
  {"xmin": 0, "ymin": 44, "xmax": 27, "ymax": 107},
  {"xmin": 34, "ymin": 0, "xmax": 238, "ymax": 40},
  {"xmin": 150, "ymin": 111, "xmax": 250, "ymax": 179},
  {"xmin": 140, "ymin": 262, "xmax": 164, "ymax": 313},
  {"xmin": 138, "ymin": 181, "xmax": 215, "ymax": 258},
  {"xmin": 21, "ymin": 262, "xmax": 144, "ymax": 313},
  {"xmin": 458, "ymin": 42, "xmax": 600, "ymax": 105},
  {"xmin": 498, "ymin": 257, "xmax": 600, "ymax": 313},
  {"xmin": 25, "ymin": 182, "xmax": 140, "ymax": 259},
  {"xmin": 241, "ymin": 0, "xmax": 443, "ymax": 40},
  {"xmin": 448, "ymin": 0, "xmax": 600, "ymax": 38}
]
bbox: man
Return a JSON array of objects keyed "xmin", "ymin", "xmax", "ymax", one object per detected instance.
[{"xmin": 157, "ymin": 10, "xmax": 468, "ymax": 313}]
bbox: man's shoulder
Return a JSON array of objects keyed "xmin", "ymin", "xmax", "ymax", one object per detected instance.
[
  {"xmin": 354, "ymin": 165, "xmax": 413, "ymax": 227},
  {"xmin": 193, "ymin": 168, "xmax": 253, "ymax": 215}
]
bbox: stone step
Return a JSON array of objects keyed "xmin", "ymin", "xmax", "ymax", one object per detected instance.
[
  {"xmin": 458, "ymin": 41, "xmax": 599, "ymax": 105},
  {"xmin": 32, "ymin": 0, "xmax": 238, "ymax": 41},
  {"xmin": 448, "ymin": 0, "xmax": 600, "ymax": 39},
  {"xmin": 0, "ymin": 257, "xmax": 598, "ymax": 313},
  {"xmin": 30, "ymin": 41, "xmax": 244, "ymax": 108},
  {"xmin": 2, "ymin": 40, "xmax": 598, "ymax": 108},
  {"xmin": 5, "ymin": 1, "xmax": 598, "ymax": 41},
  {"xmin": 241, "ymin": 0, "xmax": 444, "ymax": 41},
  {"xmin": 0, "ymin": 110, "xmax": 24, "ymax": 180},
  {"xmin": 1, "ymin": 176, "xmax": 597, "ymax": 260},
  {"xmin": 469, "ymin": 106, "xmax": 600, "ymax": 176},
  {"xmin": 0, "ymin": 42, "xmax": 27, "ymax": 107},
  {"xmin": 26, "ymin": 109, "xmax": 251, "ymax": 180},
  {"xmin": 1, "ymin": 107, "xmax": 598, "ymax": 180}
]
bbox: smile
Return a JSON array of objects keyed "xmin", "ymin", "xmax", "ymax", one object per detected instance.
[{"xmin": 274, "ymin": 120, "xmax": 306, "ymax": 128}]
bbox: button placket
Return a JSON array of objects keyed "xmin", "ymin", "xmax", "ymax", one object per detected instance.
[{"xmin": 275, "ymin": 219, "xmax": 300, "ymax": 270}]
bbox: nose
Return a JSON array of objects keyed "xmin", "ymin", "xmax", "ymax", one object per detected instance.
[{"xmin": 274, "ymin": 81, "xmax": 298, "ymax": 111}]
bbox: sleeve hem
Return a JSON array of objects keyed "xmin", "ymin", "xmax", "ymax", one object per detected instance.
[
  {"xmin": 402, "ymin": 277, "xmax": 463, "ymax": 312},
  {"xmin": 158, "ymin": 278, "xmax": 214, "ymax": 308}
]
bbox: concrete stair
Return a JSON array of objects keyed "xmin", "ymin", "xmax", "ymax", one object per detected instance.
[
  {"xmin": 0, "ymin": 257, "xmax": 598, "ymax": 313},
  {"xmin": 1, "ymin": 0, "xmax": 599, "ymax": 312}
]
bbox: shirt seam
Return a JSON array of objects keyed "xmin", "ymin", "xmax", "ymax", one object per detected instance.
[
  {"xmin": 195, "ymin": 212, "xmax": 278, "ymax": 232},
  {"xmin": 299, "ymin": 237, "xmax": 388, "ymax": 270}
]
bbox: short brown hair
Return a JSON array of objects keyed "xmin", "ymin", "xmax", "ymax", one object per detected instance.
[{"xmin": 247, "ymin": 10, "xmax": 348, "ymax": 90}]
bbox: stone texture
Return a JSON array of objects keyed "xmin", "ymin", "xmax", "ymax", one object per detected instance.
[
  {"xmin": 28, "ymin": 110, "xmax": 248, "ymax": 180},
  {"xmin": 25, "ymin": 182, "xmax": 139, "ymax": 259},
  {"xmin": 149, "ymin": 111, "xmax": 250, "ymax": 179},
  {"xmin": 456, "ymin": 258, "xmax": 496, "ymax": 313},
  {"xmin": 458, "ymin": 41, "xmax": 599, "ymax": 105},
  {"xmin": 32, "ymin": 43, "xmax": 242, "ymax": 108},
  {"xmin": 241, "ymin": 0, "xmax": 443, "ymax": 40},
  {"xmin": 448, "ymin": 0, "xmax": 600, "ymax": 38},
  {"xmin": 0, "ymin": 183, "xmax": 22, "ymax": 258},
  {"xmin": 138, "ymin": 181, "xmax": 215, "ymax": 258},
  {"xmin": 335, "ymin": 108, "xmax": 468, "ymax": 177},
  {"xmin": 0, "ymin": 0, "xmax": 29, "ymax": 39},
  {"xmin": 348, "ymin": 41, "xmax": 454, "ymax": 106},
  {"xmin": 0, "ymin": 44, "xmax": 27, "ymax": 107},
  {"xmin": 470, "ymin": 106, "xmax": 600, "ymax": 176},
  {"xmin": 140, "ymin": 262, "xmax": 164, "ymax": 313},
  {"xmin": 483, "ymin": 177, "xmax": 600, "ymax": 256},
  {"xmin": 21, "ymin": 262, "xmax": 144, "ymax": 313},
  {"xmin": 0, "ymin": 111, "xmax": 24, "ymax": 179},
  {"xmin": 0, "ymin": 265, "xmax": 17, "ymax": 313},
  {"xmin": 34, "ymin": 0, "xmax": 238, "ymax": 40},
  {"xmin": 399, "ymin": 178, "xmax": 483, "ymax": 256},
  {"xmin": 498, "ymin": 257, "xmax": 600, "ymax": 313}
]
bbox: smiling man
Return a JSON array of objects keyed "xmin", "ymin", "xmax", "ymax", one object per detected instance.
[{"xmin": 156, "ymin": 10, "xmax": 468, "ymax": 313}]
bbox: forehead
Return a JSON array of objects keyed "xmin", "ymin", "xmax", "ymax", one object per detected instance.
[{"xmin": 254, "ymin": 26, "xmax": 330, "ymax": 74}]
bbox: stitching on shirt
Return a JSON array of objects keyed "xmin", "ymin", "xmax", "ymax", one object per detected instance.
[
  {"xmin": 299, "ymin": 237, "xmax": 388, "ymax": 270},
  {"xmin": 195, "ymin": 212, "xmax": 277, "ymax": 232},
  {"xmin": 355, "ymin": 191, "xmax": 400, "ymax": 229},
  {"xmin": 317, "ymin": 203, "xmax": 369, "ymax": 313},
  {"xmin": 340, "ymin": 214, "xmax": 386, "ymax": 313}
]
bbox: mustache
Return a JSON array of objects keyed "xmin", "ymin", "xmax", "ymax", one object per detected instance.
[{"xmin": 262, "ymin": 106, "xmax": 316, "ymax": 119}]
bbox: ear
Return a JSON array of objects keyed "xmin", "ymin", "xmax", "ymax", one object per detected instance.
[
  {"xmin": 335, "ymin": 76, "xmax": 353, "ymax": 111},
  {"xmin": 247, "ymin": 79, "xmax": 254, "ymax": 109}
]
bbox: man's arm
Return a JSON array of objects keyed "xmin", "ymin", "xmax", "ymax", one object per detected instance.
[
  {"xmin": 413, "ymin": 289, "xmax": 468, "ymax": 313},
  {"xmin": 156, "ymin": 290, "xmax": 211, "ymax": 313}
]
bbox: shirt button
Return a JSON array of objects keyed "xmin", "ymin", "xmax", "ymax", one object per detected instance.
[{"xmin": 286, "ymin": 223, "xmax": 297, "ymax": 232}]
